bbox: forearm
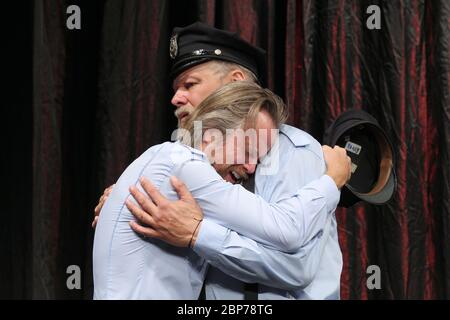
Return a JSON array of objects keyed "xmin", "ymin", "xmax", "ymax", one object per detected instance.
[
  {"xmin": 193, "ymin": 219, "xmax": 325, "ymax": 290},
  {"xmin": 194, "ymin": 188, "xmax": 302, "ymax": 252},
  {"xmin": 197, "ymin": 175, "xmax": 338, "ymax": 252},
  {"xmin": 177, "ymin": 161, "xmax": 301, "ymax": 252},
  {"xmin": 176, "ymin": 160, "xmax": 339, "ymax": 253},
  {"xmin": 190, "ymin": 174, "xmax": 339, "ymax": 288}
]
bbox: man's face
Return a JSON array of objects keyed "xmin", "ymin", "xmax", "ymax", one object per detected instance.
[
  {"xmin": 208, "ymin": 110, "xmax": 277, "ymax": 184},
  {"xmin": 171, "ymin": 62, "xmax": 229, "ymax": 127},
  {"xmin": 209, "ymin": 135, "xmax": 257, "ymax": 185},
  {"xmin": 172, "ymin": 61, "xmax": 273, "ymax": 185}
]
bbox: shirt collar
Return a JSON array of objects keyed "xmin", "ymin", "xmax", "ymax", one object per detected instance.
[{"xmin": 279, "ymin": 124, "xmax": 311, "ymax": 147}]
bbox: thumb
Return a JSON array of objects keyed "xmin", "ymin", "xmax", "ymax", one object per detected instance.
[{"xmin": 170, "ymin": 176, "xmax": 195, "ymax": 202}]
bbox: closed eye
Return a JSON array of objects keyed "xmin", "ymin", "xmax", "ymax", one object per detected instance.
[{"xmin": 184, "ymin": 82, "xmax": 197, "ymax": 90}]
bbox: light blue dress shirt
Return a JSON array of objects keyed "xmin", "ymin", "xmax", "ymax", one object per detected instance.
[
  {"xmin": 194, "ymin": 124, "xmax": 343, "ymax": 300},
  {"xmin": 93, "ymin": 125, "xmax": 342, "ymax": 299}
]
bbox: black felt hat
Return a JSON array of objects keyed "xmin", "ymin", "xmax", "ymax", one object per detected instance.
[
  {"xmin": 323, "ymin": 109, "xmax": 397, "ymax": 207},
  {"xmin": 169, "ymin": 22, "xmax": 267, "ymax": 86}
]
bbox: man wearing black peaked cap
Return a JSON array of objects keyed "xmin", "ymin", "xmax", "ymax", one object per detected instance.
[
  {"xmin": 323, "ymin": 109, "xmax": 397, "ymax": 207},
  {"xmin": 169, "ymin": 22, "xmax": 267, "ymax": 86},
  {"xmin": 94, "ymin": 22, "xmax": 352, "ymax": 300}
]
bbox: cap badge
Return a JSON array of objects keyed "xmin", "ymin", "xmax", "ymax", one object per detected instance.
[
  {"xmin": 193, "ymin": 49, "xmax": 207, "ymax": 56},
  {"xmin": 169, "ymin": 34, "xmax": 178, "ymax": 59}
]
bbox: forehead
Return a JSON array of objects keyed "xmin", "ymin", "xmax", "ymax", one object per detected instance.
[
  {"xmin": 172, "ymin": 62, "xmax": 219, "ymax": 88},
  {"xmin": 230, "ymin": 111, "xmax": 276, "ymax": 139}
]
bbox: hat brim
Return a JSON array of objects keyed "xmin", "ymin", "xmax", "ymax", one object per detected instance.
[
  {"xmin": 348, "ymin": 169, "xmax": 396, "ymax": 205},
  {"xmin": 170, "ymin": 54, "xmax": 266, "ymax": 86},
  {"xmin": 346, "ymin": 122, "xmax": 396, "ymax": 205},
  {"xmin": 323, "ymin": 110, "xmax": 397, "ymax": 206}
]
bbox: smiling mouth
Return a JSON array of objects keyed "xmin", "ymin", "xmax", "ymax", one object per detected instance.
[{"xmin": 229, "ymin": 170, "xmax": 244, "ymax": 185}]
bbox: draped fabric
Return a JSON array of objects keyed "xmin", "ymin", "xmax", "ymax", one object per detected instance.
[{"xmin": 3, "ymin": 0, "xmax": 449, "ymax": 299}]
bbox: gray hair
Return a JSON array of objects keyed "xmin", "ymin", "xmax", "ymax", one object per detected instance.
[{"xmin": 209, "ymin": 60, "xmax": 258, "ymax": 83}]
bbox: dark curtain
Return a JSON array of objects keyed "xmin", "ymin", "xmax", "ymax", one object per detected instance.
[{"xmin": 3, "ymin": 0, "xmax": 449, "ymax": 299}]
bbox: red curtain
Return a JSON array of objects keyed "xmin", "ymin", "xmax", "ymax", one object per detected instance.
[{"xmin": 3, "ymin": 0, "xmax": 449, "ymax": 299}]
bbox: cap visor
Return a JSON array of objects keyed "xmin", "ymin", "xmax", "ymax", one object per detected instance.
[{"xmin": 353, "ymin": 171, "xmax": 396, "ymax": 205}]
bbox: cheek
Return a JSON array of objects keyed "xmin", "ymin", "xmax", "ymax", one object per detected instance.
[
  {"xmin": 207, "ymin": 143, "xmax": 226, "ymax": 165},
  {"xmin": 189, "ymin": 93, "xmax": 202, "ymax": 107},
  {"xmin": 223, "ymin": 139, "xmax": 240, "ymax": 165},
  {"xmin": 192, "ymin": 83, "xmax": 214, "ymax": 105},
  {"xmin": 256, "ymin": 131, "xmax": 274, "ymax": 158},
  {"xmin": 197, "ymin": 81, "xmax": 222, "ymax": 102},
  {"xmin": 213, "ymin": 164, "xmax": 229, "ymax": 179}
]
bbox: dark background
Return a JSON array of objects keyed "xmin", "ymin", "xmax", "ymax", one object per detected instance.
[{"xmin": 2, "ymin": 0, "xmax": 449, "ymax": 299}]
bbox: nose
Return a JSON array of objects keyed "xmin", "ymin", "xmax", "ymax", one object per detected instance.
[
  {"xmin": 243, "ymin": 163, "xmax": 256, "ymax": 175},
  {"xmin": 171, "ymin": 89, "xmax": 188, "ymax": 108}
]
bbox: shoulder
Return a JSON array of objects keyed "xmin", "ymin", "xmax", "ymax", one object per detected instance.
[
  {"xmin": 157, "ymin": 141, "xmax": 208, "ymax": 166},
  {"xmin": 165, "ymin": 142, "xmax": 219, "ymax": 180},
  {"xmin": 134, "ymin": 142, "xmax": 209, "ymax": 178},
  {"xmin": 279, "ymin": 124, "xmax": 323, "ymax": 160},
  {"xmin": 131, "ymin": 142, "xmax": 216, "ymax": 192}
]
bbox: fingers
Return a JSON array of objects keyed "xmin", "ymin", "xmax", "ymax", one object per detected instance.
[
  {"xmin": 170, "ymin": 176, "xmax": 194, "ymax": 201},
  {"xmin": 129, "ymin": 221, "xmax": 160, "ymax": 239},
  {"xmin": 321, "ymin": 145, "xmax": 335, "ymax": 159},
  {"xmin": 92, "ymin": 216, "xmax": 99, "ymax": 229},
  {"xmin": 139, "ymin": 177, "xmax": 166, "ymax": 205},
  {"xmin": 322, "ymin": 144, "xmax": 353, "ymax": 188},
  {"xmin": 94, "ymin": 194, "xmax": 107, "ymax": 216},
  {"xmin": 333, "ymin": 145, "xmax": 346, "ymax": 155},
  {"xmin": 129, "ymin": 185, "xmax": 158, "ymax": 216},
  {"xmin": 347, "ymin": 156, "xmax": 352, "ymax": 181},
  {"xmin": 126, "ymin": 198, "xmax": 156, "ymax": 227},
  {"xmin": 94, "ymin": 201, "xmax": 103, "ymax": 216},
  {"xmin": 337, "ymin": 149, "xmax": 352, "ymax": 183},
  {"xmin": 94, "ymin": 184, "xmax": 115, "ymax": 216},
  {"xmin": 336, "ymin": 147, "xmax": 351, "ymax": 182}
]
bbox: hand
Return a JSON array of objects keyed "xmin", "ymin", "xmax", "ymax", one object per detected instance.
[
  {"xmin": 126, "ymin": 176, "xmax": 204, "ymax": 248},
  {"xmin": 322, "ymin": 145, "xmax": 352, "ymax": 189},
  {"xmin": 92, "ymin": 184, "xmax": 115, "ymax": 228}
]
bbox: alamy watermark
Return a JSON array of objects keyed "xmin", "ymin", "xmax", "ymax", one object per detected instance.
[
  {"xmin": 66, "ymin": 4, "xmax": 381, "ymax": 31},
  {"xmin": 366, "ymin": 264, "xmax": 381, "ymax": 290},
  {"xmin": 66, "ymin": 265, "xmax": 81, "ymax": 290},
  {"xmin": 366, "ymin": 5, "xmax": 381, "ymax": 30},
  {"xmin": 66, "ymin": 5, "xmax": 81, "ymax": 30}
]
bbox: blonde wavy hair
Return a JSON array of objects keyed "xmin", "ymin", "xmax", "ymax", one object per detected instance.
[{"xmin": 179, "ymin": 81, "xmax": 288, "ymax": 147}]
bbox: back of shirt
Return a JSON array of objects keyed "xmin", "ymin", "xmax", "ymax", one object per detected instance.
[{"xmin": 93, "ymin": 142, "xmax": 206, "ymax": 299}]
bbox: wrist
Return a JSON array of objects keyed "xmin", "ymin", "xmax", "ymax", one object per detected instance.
[
  {"xmin": 326, "ymin": 172, "xmax": 344, "ymax": 189},
  {"xmin": 188, "ymin": 220, "xmax": 202, "ymax": 248}
]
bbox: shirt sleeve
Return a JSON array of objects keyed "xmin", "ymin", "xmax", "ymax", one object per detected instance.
[
  {"xmin": 257, "ymin": 138, "xmax": 340, "ymax": 247},
  {"xmin": 193, "ymin": 219, "xmax": 326, "ymax": 290},
  {"xmin": 190, "ymin": 137, "xmax": 341, "ymax": 289},
  {"xmin": 174, "ymin": 157, "xmax": 339, "ymax": 253},
  {"xmin": 174, "ymin": 160, "xmax": 298, "ymax": 252},
  {"xmin": 192, "ymin": 174, "xmax": 338, "ymax": 289}
]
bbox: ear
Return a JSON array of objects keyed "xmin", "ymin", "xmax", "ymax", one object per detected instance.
[
  {"xmin": 229, "ymin": 69, "xmax": 246, "ymax": 82},
  {"xmin": 202, "ymin": 130, "xmax": 212, "ymax": 144},
  {"xmin": 200, "ymin": 133, "xmax": 212, "ymax": 156}
]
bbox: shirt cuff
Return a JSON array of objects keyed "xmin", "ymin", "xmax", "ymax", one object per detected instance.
[
  {"xmin": 192, "ymin": 218, "xmax": 228, "ymax": 262},
  {"xmin": 320, "ymin": 174, "xmax": 340, "ymax": 212}
]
